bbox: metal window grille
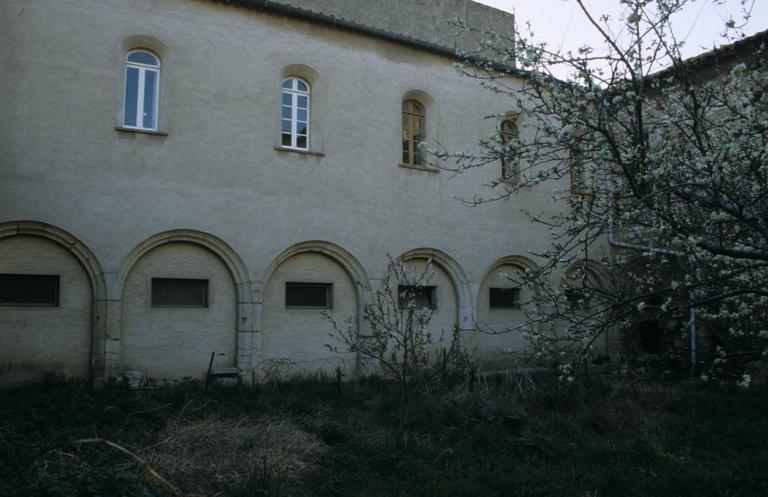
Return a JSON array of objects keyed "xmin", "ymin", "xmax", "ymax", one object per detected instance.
[
  {"xmin": 564, "ymin": 288, "xmax": 591, "ymax": 309},
  {"xmin": 151, "ymin": 278, "xmax": 208, "ymax": 307},
  {"xmin": 285, "ymin": 282, "xmax": 332, "ymax": 308},
  {"xmin": 0, "ymin": 274, "xmax": 59, "ymax": 306},
  {"xmin": 489, "ymin": 287, "xmax": 521, "ymax": 309},
  {"xmin": 398, "ymin": 285, "xmax": 437, "ymax": 310}
]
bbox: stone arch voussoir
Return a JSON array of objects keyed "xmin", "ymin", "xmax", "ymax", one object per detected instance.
[
  {"xmin": 117, "ymin": 229, "xmax": 251, "ymax": 298},
  {"xmin": 261, "ymin": 240, "xmax": 371, "ymax": 299}
]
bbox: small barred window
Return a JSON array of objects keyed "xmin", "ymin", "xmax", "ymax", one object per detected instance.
[
  {"xmin": 0, "ymin": 274, "xmax": 59, "ymax": 306},
  {"xmin": 151, "ymin": 278, "xmax": 208, "ymax": 307},
  {"xmin": 489, "ymin": 287, "xmax": 521, "ymax": 309},
  {"xmin": 285, "ymin": 282, "xmax": 332, "ymax": 308},
  {"xmin": 398, "ymin": 285, "xmax": 437, "ymax": 310}
]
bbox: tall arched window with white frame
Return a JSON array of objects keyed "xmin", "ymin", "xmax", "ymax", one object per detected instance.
[
  {"xmin": 281, "ymin": 77, "xmax": 310, "ymax": 150},
  {"xmin": 123, "ymin": 50, "xmax": 160, "ymax": 131}
]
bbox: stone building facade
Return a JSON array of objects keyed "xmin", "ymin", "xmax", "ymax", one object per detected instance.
[{"xmin": 0, "ymin": 0, "xmax": 593, "ymax": 384}]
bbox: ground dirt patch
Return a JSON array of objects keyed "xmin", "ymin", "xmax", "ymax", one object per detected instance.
[{"xmin": 146, "ymin": 416, "xmax": 327, "ymax": 496}]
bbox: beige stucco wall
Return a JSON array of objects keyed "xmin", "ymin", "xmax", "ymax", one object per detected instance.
[
  {"xmin": 475, "ymin": 263, "xmax": 534, "ymax": 363},
  {"xmin": 0, "ymin": 0, "xmax": 561, "ymax": 277},
  {"xmin": 121, "ymin": 242, "xmax": 237, "ymax": 380},
  {"xmin": 401, "ymin": 258, "xmax": 458, "ymax": 355},
  {"xmin": 262, "ymin": 252, "xmax": 357, "ymax": 376},
  {"xmin": 0, "ymin": 0, "xmax": 599, "ymax": 380},
  {"xmin": 0, "ymin": 236, "xmax": 91, "ymax": 384}
]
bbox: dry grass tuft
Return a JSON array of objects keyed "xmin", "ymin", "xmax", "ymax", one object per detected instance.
[{"xmin": 145, "ymin": 416, "xmax": 327, "ymax": 496}]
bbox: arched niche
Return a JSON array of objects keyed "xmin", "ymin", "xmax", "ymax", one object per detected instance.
[
  {"xmin": 281, "ymin": 63, "xmax": 320, "ymax": 87},
  {"xmin": 121, "ymin": 35, "xmax": 168, "ymax": 58},
  {"xmin": 395, "ymin": 248, "xmax": 472, "ymax": 353},
  {"xmin": 0, "ymin": 221, "xmax": 106, "ymax": 384},
  {"xmin": 117, "ymin": 230, "xmax": 252, "ymax": 380},
  {"xmin": 560, "ymin": 259, "xmax": 613, "ymax": 354},
  {"xmin": 476, "ymin": 256, "xmax": 540, "ymax": 360},
  {"xmin": 260, "ymin": 241, "xmax": 369, "ymax": 377}
]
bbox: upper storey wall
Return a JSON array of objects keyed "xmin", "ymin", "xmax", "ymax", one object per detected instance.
[
  {"xmin": 0, "ymin": 0, "xmax": 554, "ymax": 281},
  {"xmin": 228, "ymin": 0, "xmax": 515, "ymax": 56}
]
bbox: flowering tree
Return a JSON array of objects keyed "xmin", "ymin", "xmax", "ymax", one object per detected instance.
[
  {"xmin": 438, "ymin": 0, "xmax": 767, "ymax": 377},
  {"xmin": 325, "ymin": 257, "xmax": 467, "ymax": 405}
]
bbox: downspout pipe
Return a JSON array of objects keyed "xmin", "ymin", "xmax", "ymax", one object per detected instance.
[{"xmin": 605, "ymin": 179, "xmax": 697, "ymax": 376}]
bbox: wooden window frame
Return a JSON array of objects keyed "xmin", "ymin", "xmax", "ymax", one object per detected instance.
[
  {"xmin": 569, "ymin": 142, "xmax": 593, "ymax": 196},
  {"xmin": 402, "ymin": 100, "xmax": 425, "ymax": 165},
  {"xmin": 500, "ymin": 119, "xmax": 519, "ymax": 184}
]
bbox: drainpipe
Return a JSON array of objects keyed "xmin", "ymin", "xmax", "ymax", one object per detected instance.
[{"xmin": 605, "ymin": 179, "xmax": 697, "ymax": 375}]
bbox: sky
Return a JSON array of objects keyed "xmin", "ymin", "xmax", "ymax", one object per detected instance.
[{"xmin": 474, "ymin": 0, "xmax": 767, "ymax": 62}]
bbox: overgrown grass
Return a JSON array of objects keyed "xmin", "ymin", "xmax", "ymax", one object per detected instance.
[{"xmin": 0, "ymin": 374, "xmax": 766, "ymax": 496}]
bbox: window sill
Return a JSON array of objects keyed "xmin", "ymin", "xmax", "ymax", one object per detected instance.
[
  {"xmin": 398, "ymin": 163, "xmax": 440, "ymax": 173},
  {"xmin": 0, "ymin": 303, "xmax": 59, "ymax": 307},
  {"xmin": 115, "ymin": 126, "xmax": 169, "ymax": 136},
  {"xmin": 274, "ymin": 146, "xmax": 325, "ymax": 157},
  {"xmin": 285, "ymin": 306, "xmax": 333, "ymax": 310}
]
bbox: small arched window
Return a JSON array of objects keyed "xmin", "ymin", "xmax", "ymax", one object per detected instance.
[
  {"xmin": 281, "ymin": 77, "xmax": 310, "ymax": 150},
  {"xmin": 500, "ymin": 119, "xmax": 518, "ymax": 183},
  {"xmin": 570, "ymin": 146, "xmax": 586, "ymax": 194},
  {"xmin": 123, "ymin": 50, "xmax": 160, "ymax": 131},
  {"xmin": 402, "ymin": 100, "xmax": 424, "ymax": 165},
  {"xmin": 569, "ymin": 131, "xmax": 591, "ymax": 195}
]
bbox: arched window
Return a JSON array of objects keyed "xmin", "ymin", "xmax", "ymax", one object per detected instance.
[
  {"xmin": 570, "ymin": 146, "xmax": 586, "ymax": 194},
  {"xmin": 500, "ymin": 119, "xmax": 518, "ymax": 183},
  {"xmin": 281, "ymin": 77, "xmax": 310, "ymax": 150},
  {"xmin": 123, "ymin": 50, "xmax": 160, "ymax": 131},
  {"xmin": 569, "ymin": 131, "xmax": 590, "ymax": 195},
  {"xmin": 402, "ymin": 100, "xmax": 424, "ymax": 165}
]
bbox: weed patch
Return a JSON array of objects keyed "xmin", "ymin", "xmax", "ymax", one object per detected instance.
[{"xmin": 0, "ymin": 376, "xmax": 766, "ymax": 496}]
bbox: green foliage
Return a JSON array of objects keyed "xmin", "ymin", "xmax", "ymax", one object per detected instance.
[{"xmin": 1, "ymin": 377, "xmax": 767, "ymax": 496}]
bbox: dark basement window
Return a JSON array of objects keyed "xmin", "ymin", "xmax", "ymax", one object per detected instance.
[
  {"xmin": 489, "ymin": 287, "xmax": 521, "ymax": 309},
  {"xmin": 151, "ymin": 278, "xmax": 208, "ymax": 307},
  {"xmin": 0, "ymin": 274, "xmax": 60, "ymax": 306},
  {"xmin": 285, "ymin": 282, "xmax": 333, "ymax": 309},
  {"xmin": 398, "ymin": 285, "xmax": 437, "ymax": 310}
]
